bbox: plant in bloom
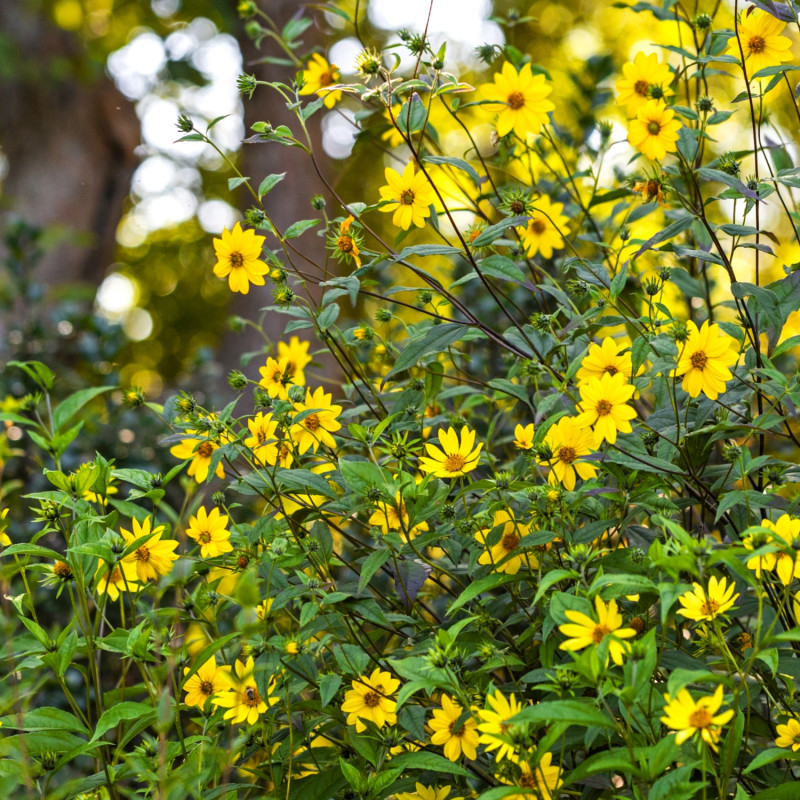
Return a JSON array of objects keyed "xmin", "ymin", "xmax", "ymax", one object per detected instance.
[
  {"xmin": 477, "ymin": 690, "xmax": 523, "ymax": 763},
  {"xmin": 577, "ymin": 337, "xmax": 633, "ymax": 383},
  {"xmin": 574, "ymin": 372, "xmax": 637, "ymax": 446},
  {"xmin": 480, "ymin": 61, "xmax": 554, "ymax": 138},
  {"xmin": 677, "ymin": 575, "xmax": 739, "ymax": 623},
  {"xmin": 726, "ymin": 10, "xmax": 792, "ymax": 77},
  {"xmin": 418, "ymin": 426, "xmax": 482, "ymax": 478},
  {"xmin": 517, "ymin": 196, "xmax": 568, "ymax": 259},
  {"xmin": 94, "ymin": 559, "xmax": 139, "ymax": 600},
  {"xmin": 775, "ymin": 718, "xmax": 800, "ymax": 751},
  {"xmin": 330, "ymin": 214, "xmax": 362, "ymax": 268},
  {"xmin": 674, "ymin": 320, "xmax": 738, "ymax": 400},
  {"xmin": 244, "ymin": 411, "xmax": 292, "ymax": 468},
  {"xmin": 396, "ymin": 785, "xmax": 461, "ymax": 800},
  {"xmin": 259, "ymin": 356, "xmax": 300, "ymax": 401},
  {"xmin": 475, "ymin": 510, "xmax": 535, "ymax": 574},
  {"xmin": 186, "ymin": 506, "xmax": 233, "ymax": 558},
  {"xmin": 500, "ymin": 754, "xmax": 563, "ymax": 800},
  {"xmin": 121, "ymin": 516, "xmax": 179, "ymax": 582},
  {"xmin": 627, "ymin": 100, "xmax": 682, "ymax": 160},
  {"xmin": 615, "ymin": 51, "xmax": 673, "ymax": 116},
  {"xmin": 183, "ymin": 657, "xmax": 231, "ymax": 710},
  {"xmin": 512, "ymin": 423, "xmax": 534, "ymax": 450},
  {"xmin": 298, "ymin": 52, "xmax": 342, "ymax": 108},
  {"xmin": 369, "ymin": 490, "xmax": 429, "ymax": 539},
  {"xmin": 661, "ymin": 685, "xmax": 734, "ymax": 751},
  {"xmin": 290, "ymin": 386, "xmax": 342, "ymax": 454},
  {"xmin": 0, "ymin": 507, "xmax": 9, "ymax": 546},
  {"xmin": 278, "ymin": 336, "xmax": 312, "ymax": 384},
  {"xmin": 559, "ymin": 596, "xmax": 637, "ymax": 665},
  {"xmin": 212, "ymin": 222, "xmax": 269, "ymax": 294},
  {"xmin": 341, "ymin": 668, "xmax": 399, "ymax": 732},
  {"xmin": 378, "ymin": 162, "xmax": 436, "ymax": 230},
  {"xmin": 539, "ymin": 416, "xmax": 597, "ymax": 491},
  {"xmin": 428, "ymin": 694, "xmax": 479, "ymax": 762},
  {"xmin": 169, "ymin": 428, "xmax": 225, "ymax": 483},
  {"xmin": 214, "ymin": 656, "xmax": 278, "ymax": 725},
  {"xmin": 632, "ymin": 176, "xmax": 667, "ymax": 207},
  {"xmin": 744, "ymin": 514, "xmax": 800, "ymax": 585}
]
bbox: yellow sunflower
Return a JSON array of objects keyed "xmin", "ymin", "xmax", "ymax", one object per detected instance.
[
  {"xmin": 577, "ymin": 337, "xmax": 633, "ymax": 383},
  {"xmin": 559, "ymin": 596, "xmax": 637, "ymax": 665},
  {"xmin": 186, "ymin": 506, "xmax": 233, "ymax": 559},
  {"xmin": 727, "ymin": 10, "xmax": 793, "ymax": 78},
  {"xmin": 518, "ymin": 196, "xmax": 568, "ymax": 259},
  {"xmin": 428, "ymin": 695, "xmax": 479, "ymax": 762},
  {"xmin": 369, "ymin": 491, "xmax": 429, "ymax": 539},
  {"xmin": 397, "ymin": 784, "xmax": 461, "ymax": 800},
  {"xmin": 418, "ymin": 426, "xmax": 482, "ymax": 479},
  {"xmin": 775, "ymin": 718, "xmax": 800, "ymax": 751},
  {"xmin": 627, "ymin": 100, "xmax": 682, "ymax": 161},
  {"xmin": 244, "ymin": 411, "xmax": 291, "ymax": 468},
  {"xmin": 183, "ymin": 657, "xmax": 231, "ymax": 710},
  {"xmin": 290, "ymin": 386, "xmax": 342, "ymax": 454},
  {"xmin": 0, "ymin": 508, "xmax": 9, "ymax": 546},
  {"xmin": 677, "ymin": 575, "xmax": 739, "ymax": 623},
  {"xmin": 674, "ymin": 320, "xmax": 738, "ymax": 400},
  {"xmin": 745, "ymin": 514, "xmax": 800, "ymax": 585},
  {"xmin": 379, "ymin": 162, "xmax": 436, "ymax": 230},
  {"xmin": 258, "ymin": 356, "xmax": 299, "ymax": 401},
  {"xmin": 661, "ymin": 685, "xmax": 734, "ymax": 751},
  {"xmin": 121, "ymin": 516, "xmax": 179, "ymax": 582},
  {"xmin": 212, "ymin": 222, "xmax": 269, "ymax": 294},
  {"xmin": 512, "ymin": 423, "xmax": 535, "ymax": 450},
  {"xmin": 94, "ymin": 560, "xmax": 139, "ymax": 601},
  {"xmin": 341, "ymin": 668, "xmax": 399, "ymax": 732},
  {"xmin": 169, "ymin": 427, "xmax": 226, "ymax": 484},
  {"xmin": 539, "ymin": 416, "xmax": 597, "ymax": 491},
  {"xmin": 477, "ymin": 690, "xmax": 523, "ymax": 763},
  {"xmin": 480, "ymin": 61, "xmax": 554, "ymax": 138},
  {"xmin": 298, "ymin": 53, "xmax": 342, "ymax": 108},
  {"xmin": 500, "ymin": 753, "xmax": 563, "ymax": 800},
  {"xmin": 214, "ymin": 655, "xmax": 279, "ymax": 725},
  {"xmin": 616, "ymin": 51, "xmax": 673, "ymax": 116},
  {"xmin": 475, "ymin": 509, "xmax": 536, "ymax": 574},
  {"xmin": 278, "ymin": 336, "xmax": 312, "ymax": 384},
  {"xmin": 575, "ymin": 372, "xmax": 637, "ymax": 446}
]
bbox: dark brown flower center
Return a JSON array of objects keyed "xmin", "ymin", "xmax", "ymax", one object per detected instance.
[
  {"xmin": 501, "ymin": 532, "xmax": 521, "ymax": 551},
  {"xmin": 689, "ymin": 707, "xmax": 713, "ymax": 729},
  {"xmin": 198, "ymin": 442, "xmax": 214, "ymax": 458},
  {"xmin": 531, "ymin": 218, "xmax": 547, "ymax": 234},
  {"xmin": 257, "ymin": 429, "xmax": 266, "ymax": 444},
  {"xmin": 338, "ymin": 235, "xmax": 353, "ymax": 253},
  {"xmin": 197, "ymin": 531, "xmax": 211, "ymax": 544},
  {"xmin": 690, "ymin": 350, "xmax": 708, "ymax": 370},
  {"xmin": 304, "ymin": 413, "xmax": 321, "ymax": 431},
  {"xmin": 363, "ymin": 691, "xmax": 381, "ymax": 708},
  {"xmin": 400, "ymin": 189, "xmax": 415, "ymax": 205},
  {"xmin": 444, "ymin": 453, "xmax": 466, "ymax": 472},
  {"xmin": 604, "ymin": 365, "xmax": 618, "ymax": 376},
  {"xmin": 557, "ymin": 446, "xmax": 576, "ymax": 465},
  {"xmin": 519, "ymin": 772, "xmax": 536, "ymax": 789},
  {"xmin": 699, "ymin": 599, "xmax": 720, "ymax": 617},
  {"xmin": 510, "ymin": 200, "xmax": 525, "ymax": 214},
  {"xmin": 592, "ymin": 624, "xmax": 610, "ymax": 643},
  {"xmin": 230, "ymin": 252, "xmax": 244, "ymax": 268},
  {"xmin": 596, "ymin": 399, "xmax": 613, "ymax": 417},
  {"xmin": 199, "ymin": 680, "xmax": 213, "ymax": 695},
  {"xmin": 634, "ymin": 79, "xmax": 649, "ymax": 97},
  {"xmin": 135, "ymin": 546, "xmax": 150, "ymax": 562},
  {"xmin": 54, "ymin": 561, "xmax": 73, "ymax": 579},
  {"xmin": 748, "ymin": 35, "xmax": 766, "ymax": 54},
  {"xmin": 647, "ymin": 120, "xmax": 661, "ymax": 135},
  {"xmin": 507, "ymin": 90, "xmax": 525, "ymax": 110}
]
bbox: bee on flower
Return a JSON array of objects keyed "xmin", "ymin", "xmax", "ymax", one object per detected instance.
[{"xmin": 213, "ymin": 655, "xmax": 279, "ymax": 725}]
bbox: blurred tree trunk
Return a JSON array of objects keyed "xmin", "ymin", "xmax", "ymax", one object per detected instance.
[{"xmin": 0, "ymin": 0, "xmax": 139, "ymax": 286}]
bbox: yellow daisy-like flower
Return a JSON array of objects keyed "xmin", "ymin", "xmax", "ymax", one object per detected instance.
[
  {"xmin": 212, "ymin": 222, "xmax": 269, "ymax": 295},
  {"xmin": 256, "ymin": 598, "xmax": 273, "ymax": 621},
  {"xmin": 183, "ymin": 657, "xmax": 231, "ymax": 710},
  {"xmin": 775, "ymin": 718, "xmax": 800, "ymax": 751},
  {"xmin": 615, "ymin": 52, "xmax": 673, "ymax": 116},
  {"xmin": 513, "ymin": 423, "xmax": 534, "ymax": 450},
  {"xmin": 476, "ymin": 510, "xmax": 536, "ymax": 574},
  {"xmin": 244, "ymin": 412, "xmax": 292, "ymax": 468},
  {"xmin": 661, "ymin": 685, "xmax": 734, "ymax": 751},
  {"xmin": 169, "ymin": 428, "xmax": 226, "ymax": 484},
  {"xmin": 298, "ymin": 53, "xmax": 342, "ymax": 108},
  {"xmin": 677, "ymin": 576, "xmax": 739, "ymax": 623},
  {"xmin": 577, "ymin": 337, "xmax": 633, "ymax": 383},
  {"xmin": 674, "ymin": 320, "xmax": 738, "ymax": 401},
  {"xmin": 477, "ymin": 690, "xmax": 524, "ymax": 763},
  {"xmin": 539, "ymin": 416, "xmax": 597, "ymax": 491},
  {"xmin": 278, "ymin": 336, "xmax": 312, "ymax": 384},
  {"xmin": 397, "ymin": 784, "xmax": 461, "ymax": 800},
  {"xmin": 480, "ymin": 61, "xmax": 554, "ymax": 138},
  {"xmin": 94, "ymin": 559, "xmax": 139, "ymax": 601},
  {"xmin": 214, "ymin": 656, "xmax": 279, "ymax": 725},
  {"xmin": 369, "ymin": 491, "xmax": 429, "ymax": 539},
  {"xmin": 501, "ymin": 753, "xmax": 563, "ymax": 800},
  {"xmin": 745, "ymin": 514, "xmax": 800, "ymax": 585},
  {"xmin": 290, "ymin": 386, "xmax": 342, "ymax": 454},
  {"xmin": 575, "ymin": 372, "xmax": 637, "ymax": 446},
  {"xmin": 627, "ymin": 100, "xmax": 682, "ymax": 161},
  {"xmin": 632, "ymin": 177, "xmax": 667, "ymax": 207},
  {"xmin": 518, "ymin": 196, "xmax": 568, "ymax": 259},
  {"xmin": 0, "ymin": 507, "xmax": 10, "ymax": 546},
  {"xmin": 186, "ymin": 506, "xmax": 233, "ymax": 559},
  {"xmin": 258, "ymin": 356, "xmax": 299, "ymax": 402},
  {"xmin": 428, "ymin": 695, "xmax": 479, "ymax": 762},
  {"xmin": 727, "ymin": 10, "xmax": 793, "ymax": 78},
  {"xmin": 341, "ymin": 668, "xmax": 400, "ymax": 732},
  {"xmin": 379, "ymin": 162, "xmax": 436, "ymax": 230},
  {"xmin": 333, "ymin": 215, "xmax": 361, "ymax": 268},
  {"xmin": 559, "ymin": 596, "xmax": 637, "ymax": 666},
  {"xmin": 121, "ymin": 516, "xmax": 179, "ymax": 582},
  {"xmin": 418, "ymin": 426, "xmax": 483, "ymax": 479}
]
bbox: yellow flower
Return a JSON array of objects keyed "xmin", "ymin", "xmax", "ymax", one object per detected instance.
[
  {"xmin": 278, "ymin": 336, "xmax": 312, "ymax": 385},
  {"xmin": 480, "ymin": 61, "xmax": 554, "ymax": 138},
  {"xmin": 214, "ymin": 656, "xmax": 279, "ymax": 725},
  {"xmin": 258, "ymin": 356, "xmax": 299, "ymax": 401},
  {"xmin": 94, "ymin": 560, "xmax": 139, "ymax": 600},
  {"xmin": 577, "ymin": 338, "xmax": 634, "ymax": 383},
  {"xmin": 244, "ymin": 412, "xmax": 292, "ymax": 468},
  {"xmin": 518, "ymin": 196, "xmax": 568, "ymax": 259},
  {"xmin": 575, "ymin": 372, "xmax": 637, "ymax": 446},
  {"xmin": 632, "ymin": 177, "xmax": 667, "ymax": 207},
  {"xmin": 615, "ymin": 52, "xmax": 673, "ymax": 116},
  {"xmin": 0, "ymin": 508, "xmax": 10, "ymax": 546},
  {"xmin": 298, "ymin": 53, "xmax": 342, "ymax": 108},
  {"xmin": 559, "ymin": 596, "xmax": 637, "ymax": 666},
  {"xmin": 378, "ymin": 162, "xmax": 436, "ymax": 230},
  {"xmin": 186, "ymin": 506, "xmax": 233, "ymax": 558},
  {"xmin": 428, "ymin": 695, "xmax": 479, "ymax": 762},
  {"xmin": 290, "ymin": 386, "xmax": 342, "ymax": 454},
  {"xmin": 333, "ymin": 215, "xmax": 361, "ymax": 268},
  {"xmin": 775, "ymin": 718, "xmax": 800, "ymax": 751},
  {"xmin": 121, "ymin": 516, "xmax": 179, "ymax": 582},
  {"xmin": 677, "ymin": 576, "xmax": 739, "ymax": 623},
  {"xmin": 744, "ymin": 514, "xmax": 800, "ymax": 585},
  {"xmin": 539, "ymin": 416, "xmax": 597, "ymax": 491},
  {"xmin": 183, "ymin": 657, "xmax": 231, "ymax": 710},
  {"xmin": 628, "ymin": 100, "xmax": 682, "ymax": 161},
  {"xmin": 369, "ymin": 491, "xmax": 429, "ymax": 539},
  {"xmin": 256, "ymin": 598, "xmax": 273, "ymax": 621},
  {"xmin": 169, "ymin": 428, "xmax": 226, "ymax": 484},
  {"xmin": 477, "ymin": 690, "xmax": 523, "ymax": 763},
  {"xmin": 476, "ymin": 510, "xmax": 536, "ymax": 574},
  {"xmin": 418, "ymin": 426, "xmax": 482, "ymax": 479},
  {"xmin": 397, "ymin": 784, "xmax": 461, "ymax": 800},
  {"xmin": 674, "ymin": 320, "xmax": 738, "ymax": 400},
  {"xmin": 661, "ymin": 685, "xmax": 734, "ymax": 751},
  {"xmin": 212, "ymin": 222, "xmax": 269, "ymax": 294},
  {"xmin": 341, "ymin": 668, "xmax": 399, "ymax": 732},
  {"xmin": 513, "ymin": 423, "xmax": 534, "ymax": 450},
  {"xmin": 727, "ymin": 10, "xmax": 793, "ymax": 77},
  {"xmin": 500, "ymin": 753, "xmax": 563, "ymax": 800}
]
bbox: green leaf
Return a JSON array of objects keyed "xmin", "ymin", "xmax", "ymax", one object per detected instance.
[
  {"xmin": 610, "ymin": 262, "xmax": 628, "ymax": 298},
  {"xmin": 750, "ymin": 64, "xmax": 800, "ymax": 79},
  {"xmin": 387, "ymin": 322, "xmax": 468, "ymax": 377},
  {"xmin": 319, "ymin": 673, "xmax": 342, "ymax": 709},
  {"xmin": 388, "ymin": 750, "xmax": 472, "ymax": 777},
  {"xmin": 423, "ymin": 154, "xmax": 481, "ymax": 186},
  {"xmin": 317, "ymin": 303, "xmax": 339, "ymax": 331},
  {"xmin": 258, "ymin": 172, "xmax": 286, "ymax": 197},
  {"xmin": 480, "ymin": 255, "xmax": 527, "ymax": 284},
  {"xmin": 52, "ymin": 387, "xmax": 114, "ymax": 430},
  {"xmin": 284, "ymin": 219, "xmax": 320, "ymax": 238},
  {"xmin": 90, "ymin": 702, "xmax": 156, "ymax": 742},
  {"xmin": 1, "ymin": 707, "xmax": 89, "ymax": 736},
  {"xmin": 448, "ymin": 573, "xmax": 526, "ymax": 615},
  {"xmin": 0, "ymin": 543, "xmax": 63, "ymax": 560},
  {"xmin": 744, "ymin": 747, "xmax": 800, "ymax": 774},
  {"xmin": 181, "ymin": 632, "xmax": 239, "ymax": 686},
  {"xmin": 509, "ymin": 699, "xmax": 615, "ymax": 729},
  {"xmin": 630, "ymin": 215, "xmax": 694, "ymax": 260},
  {"xmin": 396, "ymin": 96, "xmax": 426, "ymax": 134},
  {"xmin": 227, "ymin": 176, "xmax": 250, "ymax": 191},
  {"xmin": 358, "ymin": 549, "xmax": 391, "ymax": 593},
  {"xmin": 472, "ymin": 215, "xmax": 529, "ymax": 247},
  {"xmin": 394, "ymin": 244, "xmax": 462, "ymax": 261}
]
